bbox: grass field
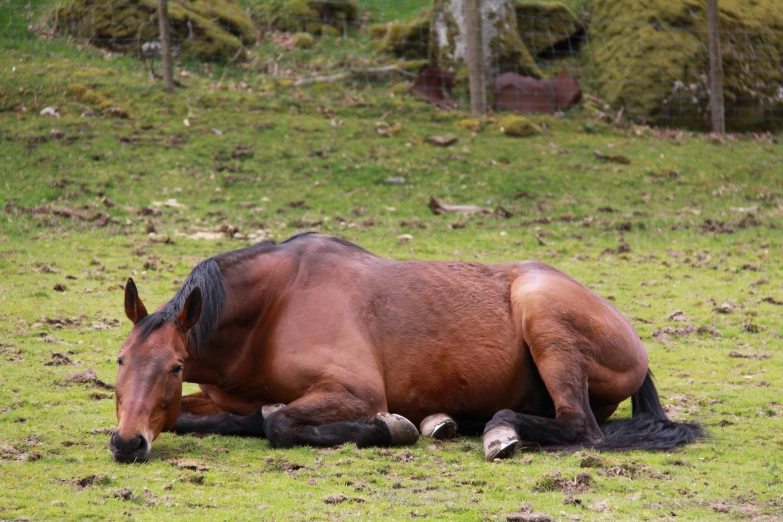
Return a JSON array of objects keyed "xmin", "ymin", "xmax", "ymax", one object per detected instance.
[{"xmin": 1, "ymin": 2, "xmax": 783, "ymax": 520}]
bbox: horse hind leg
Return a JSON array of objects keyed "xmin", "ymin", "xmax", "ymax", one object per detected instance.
[{"xmin": 483, "ymin": 358, "xmax": 602, "ymax": 461}]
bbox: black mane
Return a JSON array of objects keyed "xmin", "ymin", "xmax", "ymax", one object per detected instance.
[{"xmin": 133, "ymin": 232, "xmax": 352, "ymax": 351}]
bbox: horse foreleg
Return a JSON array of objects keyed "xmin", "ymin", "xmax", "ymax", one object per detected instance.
[
  {"xmin": 170, "ymin": 403, "xmax": 285, "ymax": 437},
  {"xmin": 179, "ymin": 391, "xmax": 220, "ymax": 416},
  {"xmin": 263, "ymin": 379, "xmax": 419, "ymax": 449},
  {"xmin": 483, "ymin": 360, "xmax": 602, "ymax": 461}
]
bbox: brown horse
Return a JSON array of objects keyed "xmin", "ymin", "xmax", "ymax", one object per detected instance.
[{"xmin": 111, "ymin": 233, "xmax": 701, "ymax": 463}]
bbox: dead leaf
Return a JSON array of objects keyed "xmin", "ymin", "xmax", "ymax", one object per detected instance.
[
  {"xmin": 428, "ymin": 196, "xmax": 490, "ymax": 215},
  {"xmin": 426, "ymin": 135, "xmax": 458, "ymax": 147},
  {"xmin": 40, "ymin": 106, "xmax": 60, "ymax": 118}
]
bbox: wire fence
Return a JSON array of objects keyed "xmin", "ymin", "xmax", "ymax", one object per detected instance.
[{"xmin": 2, "ymin": 0, "xmax": 782, "ymax": 132}]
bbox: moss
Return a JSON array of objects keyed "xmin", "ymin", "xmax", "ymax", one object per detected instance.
[
  {"xmin": 319, "ymin": 25, "xmax": 340, "ymax": 38},
  {"xmin": 378, "ymin": 10, "xmax": 430, "ymax": 60},
  {"xmin": 590, "ymin": 0, "xmax": 783, "ymax": 130},
  {"xmin": 292, "ymin": 32, "xmax": 315, "ymax": 49},
  {"xmin": 515, "ymin": 2, "xmax": 584, "ymax": 55},
  {"xmin": 390, "ymin": 82, "xmax": 411, "ymax": 95},
  {"xmin": 488, "ymin": 1, "xmax": 542, "ymax": 78},
  {"xmin": 53, "ymin": 0, "xmax": 254, "ymax": 60},
  {"xmin": 256, "ymin": 0, "xmax": 357, "ymax": 34},
  {"xmin": 368, "ymin": 24, "xmax": 389, "ymax": 40},
  {"xmin": 67, "ymin": 83, "xmax": 127, "ymax": 117},
  {"xmin": 456, "ymin": 118, "xmax": 482, "ymax": 131},
  {"xmin": 498, "ymin": 114, "xmax": 543, "ymax": 136}
]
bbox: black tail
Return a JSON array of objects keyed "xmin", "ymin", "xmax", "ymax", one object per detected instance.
[{"xmin": 594, "ymin": 370, "xmax": 704, "ymax": 451}]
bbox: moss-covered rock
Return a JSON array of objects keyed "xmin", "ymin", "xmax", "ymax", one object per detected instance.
[
  {"xmin": 67, "ymin": 83, "xmax": 129, "ymax": 117},
  {"xmin": 292, "ymin": 32, "xmax": 315, "ymax": 49},
  {"xmin": 590, "ymin": 0, "xmax": 783, "ymax": 131},
  {"xmin": 430, "ymin": 0, "xmax": 542, "ymax": 79},
  {"xmin": 515, "ymin": 2, "xmax": 584, "ymax": 55},
  {"xmin": 376, "ymin": 10, "xmax": 431, "ymax": 60},
  {"xmin": 256, "ymin": 0, "xmax": 357, "ymax": 35},
  {"xmin": 498, "ymin": 114, "xmax": 543, "ymax": 136},
  {"xmin": 53, "ymin": 0, "xmax": 254, "ymax": 60}
]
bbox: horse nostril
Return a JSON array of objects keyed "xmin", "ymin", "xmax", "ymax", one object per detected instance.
[{"xmin": 111, "ymin": 432, "xmax": 146, "ymax": 451}]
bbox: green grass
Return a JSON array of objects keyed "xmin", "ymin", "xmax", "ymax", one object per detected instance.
[{"xmin": 2, "ymin": 7, "xmax": 783, "ymax": 522}]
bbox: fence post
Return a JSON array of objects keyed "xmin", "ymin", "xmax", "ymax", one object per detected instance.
[
  {"xmin": 707, "ymin": 0, "xmax": 724, "ymax": 133},
  {"xmin": 157, "ymin": 0, "xmax": 175, "ymax": 93},
  {"xmin": 463, "ymin": 0, "xmax": 487, "ymax": 116}
]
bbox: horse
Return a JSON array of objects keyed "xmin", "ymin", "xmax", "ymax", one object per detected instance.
[
  {"xmin": 110, "ymin": 232, "xmax": 702, "ymax": 463},
  {"xmin": 494, "ymin": 69, "xmax": 582, "ymax": 114}
]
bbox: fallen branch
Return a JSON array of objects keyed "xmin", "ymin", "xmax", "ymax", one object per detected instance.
[{"xmin": 293, "ymin": 65, "xmax": 416, "ymax": 87}]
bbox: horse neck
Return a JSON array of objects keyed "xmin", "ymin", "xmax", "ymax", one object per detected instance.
[{"xmin": 183, "ymin": 249, "xmax": 294, "ymax": 386}]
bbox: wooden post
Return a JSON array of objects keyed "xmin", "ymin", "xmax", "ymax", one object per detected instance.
[
  {"xmin": 707, "ymin": 0, "xmax": 724, "ymax": 133},
  {"xmin": 157, "ymin": 0, "xmax": 175, "ymax": 93},
  {"xmin": 463, "ymin": 0, "xmax": 487, "ymax": 116}
]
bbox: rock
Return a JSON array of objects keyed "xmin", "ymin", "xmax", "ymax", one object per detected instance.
[
  {"xmin": 515, "ymin": 2, "xmax": 585, "ymax": 56},
  {"xmin": 589, "ymin": 0, "xmax": 783, "ymax": 131},
  {"xmin": 53, "ymin": 0, "xmax": 255, "ymax": 59},
  {"xmin": 498, "ymin": 115, "xmax": 543, "ymax": 137},
  {"xmin": 430, "ymin": 0, "xmax": 542, "ymax": 80}
]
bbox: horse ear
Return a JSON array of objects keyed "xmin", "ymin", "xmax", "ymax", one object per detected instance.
[
  {"xmin": 124, "ymin": 278, "xmax": 148, "ymax": 324},
  {"xmin": 176, "ymin": 287, "xmax": 202, "ymax": 332}
]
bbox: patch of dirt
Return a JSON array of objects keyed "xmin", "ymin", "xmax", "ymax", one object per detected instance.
[
  {"xmin": 728, "ymin": 350, "xmax": 771, "ymax": 360},
  {"xmin": 113, "ymin": 488, "xmax": 134, "ymax": 501},
  {"xmin": 57, "ymin": 474, "xmax": 105, "ymax": 489},
  {"xmin": 696, "ymin": 325, "xmax": 721, "ymax": 337},
  {"xmin": 533, "ymin": 472, "xmax": 592, "ymax": 495},
  {"xmin": 652, "ymin": 325, "xmax": 695, "ymax": 344},
  {"xmin": 66, "ymin": 368, "xmax": 114, "ymax": 390},
  {"xmin": 700, "ymin": 219, "xmax": 734, "ymax": 234},
  {"xmin": 168, "ymin": 458, "xmax": 210, "ymax": 471},
  {"xmin": 0, "ymin": 444, "xmax": 41, "ymax": 462},
  {"xmin": 44, "ymin": 352, "xmax": 72, "ymax": 366},
  {"xmin": 265, "ymin": 456, "xmax": 305, "ymax": 473},
  {"xmin": 323, "ymin": 493, "xmax": 364, "ymax": 504}
]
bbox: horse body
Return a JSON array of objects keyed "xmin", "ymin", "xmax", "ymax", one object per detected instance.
[{"xmin": 111, "ymin": 233, "xmax": 700, "ymax": 463}]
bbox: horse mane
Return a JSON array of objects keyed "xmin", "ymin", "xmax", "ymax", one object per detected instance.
[{"xmin": 133, "ymin": 232, "xmax": 362, "ymax": 351}]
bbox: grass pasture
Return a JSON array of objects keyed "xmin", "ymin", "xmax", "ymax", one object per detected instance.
[{"xmin": 1, "ymin": 5, "xmax": 783, "ymax": 520}]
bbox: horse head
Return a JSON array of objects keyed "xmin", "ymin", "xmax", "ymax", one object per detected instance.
[{"xmin": 109, "ymin": 279, "xmax": 201, "ymax": 463}]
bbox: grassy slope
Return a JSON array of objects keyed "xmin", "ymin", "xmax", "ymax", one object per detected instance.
[{"xmin": 1, "ymin": 7, "xmax": 783, "ymax": 522}]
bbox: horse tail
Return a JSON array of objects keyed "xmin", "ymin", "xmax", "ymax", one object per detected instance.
[{"xmin": 594, "ymin": 369, "xmax": 704, "ymax": 451}]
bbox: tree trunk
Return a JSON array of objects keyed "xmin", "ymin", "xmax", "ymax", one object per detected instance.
[
  {"xmin": 157, "ymin": 0, "xmax": 175, "ymax": 93},
  {"xmin": 707, "ymin": 0, "xmax": 724, "ymax": 133},
  {"xmin": 463, "ymin": 0, "xmax": 487, "ymax": 115}
]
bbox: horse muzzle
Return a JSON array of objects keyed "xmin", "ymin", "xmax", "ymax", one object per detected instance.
[{"xmin": 109, "ymin": 431, "xmax": 150, "ymax": 464}]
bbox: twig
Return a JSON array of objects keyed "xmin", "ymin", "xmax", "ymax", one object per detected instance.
[{"xmin": 216, "ymin": 46, "xmax": 245, "ymax": 89}]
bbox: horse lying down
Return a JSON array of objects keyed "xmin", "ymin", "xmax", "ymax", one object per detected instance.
[{"xmin": 111, "ymin": 232, "xmax": 702, "ymax": 464}]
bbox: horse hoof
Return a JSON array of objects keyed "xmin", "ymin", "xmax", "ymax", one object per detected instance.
[
  {"xmin": 483, "ymin": 426, "xmax": 518, "ymax": 461},
  {"xmin": 376, "ymin": 412, "xmax": 419, "ymax": 446},
  {"xmin": 420, "ymin": 414, "xmax": 458, "ymax": 439},
  {"xmin": 261, "ymin": 403, "xmax": 286, "ymax": 418}
]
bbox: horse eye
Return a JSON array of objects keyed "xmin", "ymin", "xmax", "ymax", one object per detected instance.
[
  {"xmin": 171, "ymin": 365, "xmax": 183, "ymax": 375},
  {"xmin": 117, "ymin": 358, "xmax": 124, "ymax": 366}
]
